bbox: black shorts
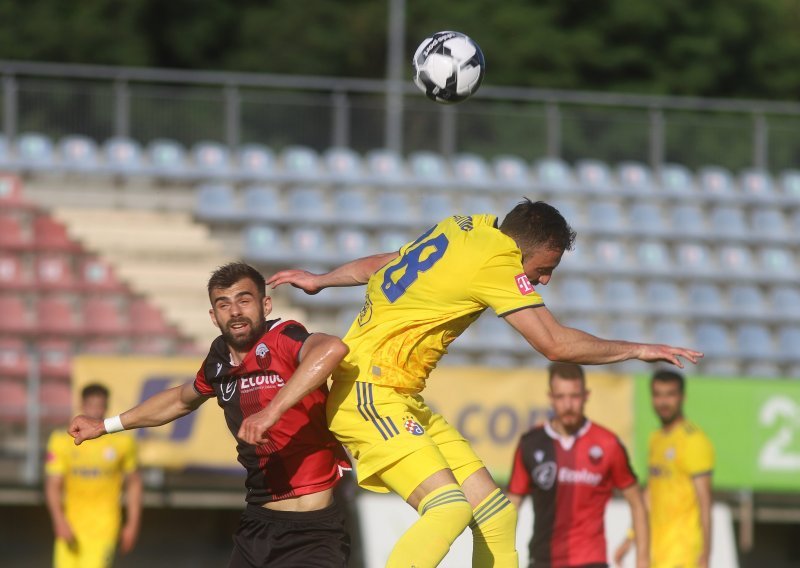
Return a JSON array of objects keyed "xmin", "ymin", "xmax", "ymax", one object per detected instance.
[{"xmin": 228, "ymin": 502, "xmax": 350, "ymax": 568}]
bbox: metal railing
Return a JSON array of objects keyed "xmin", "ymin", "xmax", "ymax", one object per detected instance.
[{"xmin": 2, "ymin": 59, "xmax": 800, "ymax": 171}]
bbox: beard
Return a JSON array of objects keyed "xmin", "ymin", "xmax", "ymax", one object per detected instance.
[{"xmin": 221, "ymin": 314, "xmax": 267, "ymax": 352}]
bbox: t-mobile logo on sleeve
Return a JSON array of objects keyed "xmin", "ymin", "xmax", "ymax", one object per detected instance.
[{"xmin": 515, "ymin": 273, "xmax": 535, "ymax": 295}]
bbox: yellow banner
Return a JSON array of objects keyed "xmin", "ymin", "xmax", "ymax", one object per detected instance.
[
  {"xmin": 423, "ymin": 367, "xmax": 634, "ymax": 481},
  {"xmin": 72, "ymin": 356, "xmax": 239, "ymax": 470}
]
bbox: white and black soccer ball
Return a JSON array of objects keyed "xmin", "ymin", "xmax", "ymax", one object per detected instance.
[{"xmin": 412, "ymin": 31, "xmax": 485, "ymax": 104}]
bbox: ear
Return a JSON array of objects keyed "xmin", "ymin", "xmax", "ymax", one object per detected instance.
[
  {"xmin": 209, "ymin": 307, "xmax": 220, "ymax": 329},
  {"xmin": 262, "ymin": 295, "xmax": 273, "ymax": 318}
]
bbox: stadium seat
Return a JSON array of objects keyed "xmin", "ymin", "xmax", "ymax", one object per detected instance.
[
  {"xmin": 760, "ymin": 247, "xmax": 796, "ymax": 279},
  {"xmin": 15, "ymin": 132, "xmax": 55, "ymax": 171},
  {"xmin": 0, "ymin": 338, "xmax": 29, "ymax": 377},
  {"xmin": 191, "ymin": 141, "xmax": 232, "ymax": 178},
  {"xmin": 286, "ymin": 186, "xmax": 333, "ymax": 223},
  {"xmin": 736, "ymin": 324, "xmax": 774, "ymax": 359},
  {"xmin": 651, "ymin": 321, "xmax": 690, "ymax": 346},
  {"xmin": 670, "ymin": 204, "xmax": 708, "ymax": 238},
  {"xmin": 479, "ymin": 353, "xmax": 518, "ymax": 368},
  {"xmin": 37, "ymin": 296, "xmax": 82, "ymax": 336},
  {"xmin": 658, "ymin": 163, "xmax": 695, "ymax": 195},
  {"xmin": 377, "ymin": 191, "xmax": 416, "ymax": 227},
  {"xmin": 629, "ymin": 201, "xmax": 666, "ymax": 236},
  {"xmin": 778, "ymin": 326, "xmax": 800, "ymax": 363},
  {"xmin": 34, "ymin": 254, "xmax": 77, "ymax": 291},
  {"xmin": 0, "ymin": 295, "xmax": 33, "ymax": 335},
  {"xmin": 236, "ymin": 144, "xmax": 276, "ymax": 181},
  {"xmin": 0, "ymin": 380, "xmax": 27, "ymax": 424},
  {"xmin": 146, "ymin": 138, "xmax": 189, "ymax": 179},
  {"xmin": 461, "ymin": 195, "xmax": 498, "ymax": 217},
  {"xmin": 0, "ymin": 253, "xmax": 28, "ymax": 290},
  {"xmin": 82, "ymin": 338, "xmax": 124, "ymax": 355},
  {"xmin": 409, "ymin": 151, "xmax": 451, "ymax": 188},
  {"xmin": 718, "ymin": 245, "xmax": 754, "ymax": 276},
  {"xmin": 557, "ymin": 277, "xmax": 596, "ymax": 310},
  {"xmin": 587, "ymin": 201, "xmax": 625, "ymax": 233},
  {"xmin": 242, "ymin": 185, "xmax": 284, "ymax": 222},
  {"xmin": 548, "ymin": 199, "xmax": 582, "ymax": 231},
  {"xmin": 195, "ymin": 183, "xmax": 240, "ymax": 222},
  {"xmin": 729, "ymin": 285, "xmax": 765, "ymax": 317},
  {"xmin": 452, "ymin": 154, "xmax": 492, "ymax": 188},
  {"xmin": 333, "ymin": 187, "xmax": 374, "ymax": 225},
  {"xmin": 608, "ymin": 318, "xmax": 647, "ymax": 342},
  {"xmin": 39, "ymin": 380, "xmax": 73, "ymax": 423},
  {"xmin": 474, "ymin": 313, "xmax": 517, "ymax": 351},
  {"xmin": 617, "ymin": 161, "xmax": 654, "ymax": 192},
  {"xmin": 770, "ymin": 286, "xmax": 800, "ymax": 319},
  {"xmin": 83, "ymin": 297, "xmax": 129, "ymax": 336},
  {"xmin": 492, "ymin": 155, "xmax": 530, "ymax": 190},
  {"xmin": 698, "ymin": 166, "xmax": 736, "ymax": 196},
  {"xmin": 79, "ymin": 257, "xmax": 126, "ymax": 293},
  {"xmin": 365, "ymin": 148, "xmax": 407, "ymax": 185},
  {"xmin": 575, "ymin": 159, "xmax": 615, "ymax": 193},
  {"xmin": 694, "ymin": 322, "xmax": 733, "ymax": 358},
  {"xmin": 37, "ymin": 339, "xmax": 74, "ymax": 380},
  {"xmin": 130, "ymin": 336, "xmax": 176, "ymax": 355},
  {"xmin": 602, "ymin": 280, "xmax": 640, "ymax": 313},
  {"xmin": 33, "ymin": 215, "xmax": 79, "ymax": 252},
  {"xmin": 58, "ymin": 135, "xmax": 100, "ymax": 173},
  {"xmin": 288, "ymin": 226, "xmax": 328, "ymax": 263},
  {"xmin": 323, "ymin": 147, "xmax": 364, "ymax": 182},
  {"xmin": 0, "ymin": 214, "xmax": 31, "ymax": 250},
  {"xmin": 687, "ymin": 283, "xmax": 724, "ymax": 317},
  {"xmin": 709, "ymin": 206, "xmax": 748, "ymax": 239},
  {"xmin": 533, "ymin": 158, "xmax": 575, "ymax": 192},
  {"xmin": 420, "ymin": 193, "xmax": 454, "ymax": 225},
  {"xmin": 334, "ymin": 228, "xmax": 370, "ymax": 260},
  {"xmin": 377, "ymin": 230, "xmax": 411, "ymax": 253},
  {"xmin": 779, "ymin": 170, "xmax": 800, "ymax": 201},
  {"xmin": 643, "ymin": 281, "xmax": 682, "ymax": 315},
  {"xmin": 242, "ymin": 225, "xmax": 287, "ymax": 264},
  {"xmin": 751, "ymin": 208, "xmax": 788, "ymax": 240},
  {"xmin": 562, "ymin": 316, "xmax": 602, "ymax": 337},
  {"xmin": 635, "ymin": 241, "xmax": 672, "ymax": 274},
  {"xmin": 0, "ymin": 135, "xmax": 10, "ymax": 169},
  {"xmin": 0, "ymin": 174, "xmax": 26, "ymax": 209},
  {"xmin": 280, "ymin": 145, "xmax": 322, "ymax": 181},
  {"xmin": 675, "ymin": 243, "xmax": 715, "ymax": 276},
  {"xmin": 739, "ymin": 169, "xmax": 775, "ymax": 200},
  {"xmin": 102, "ymin": 137, "xmax": 145, "ymax": 175},
  {"xmin": 129, "ymin": 297, "xmax": 173, "ymax": 336},
  {"xmin": 594, "ymin": 240, "xmax": 629, "ymax": 272}
]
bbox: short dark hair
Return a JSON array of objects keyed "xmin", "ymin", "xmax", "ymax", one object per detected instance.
[
  {"xmin": 651, "ymin": 369, "xmax": 685, "ymax": 393},
  {"xmin": 499, "ymin": 199, "xmax": 576, "ymax": 253},
  {"xmin": 207, "ymin": 262, "xmax": 266, "ymax": 299},
  {"xmin": 81, "ymin": 383, "xmax": 109, "ymax": 401},
  {"xmin": 548, "ymin": 362, "xmax": 585, "ymax": 388}
]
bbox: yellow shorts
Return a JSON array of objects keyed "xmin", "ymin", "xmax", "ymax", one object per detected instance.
[
  {"xmin": 54, "ymin": 536, "xmax": 116, "ymax": 568},
  {"xmin": 327, "ymin": 380, "xmax": 484, "ymax": 499}
]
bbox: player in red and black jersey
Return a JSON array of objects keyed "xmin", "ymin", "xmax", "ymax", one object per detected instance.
[
  {"xmin": 508, "ymin": 363, "xmax": 649, "ymax": 568},
  {"xmin": 69, "ymin": 262, "xmax": 352, "ymax": 568}
]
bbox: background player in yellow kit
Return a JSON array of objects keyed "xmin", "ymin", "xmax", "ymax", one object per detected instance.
[
  {"xmin": 270, "ymin": 200, "xmax": 702, "ymax": 568},
  {"xmin": 614, "ymin": 370, "xmax": 714, "ymax": 568},
  {"xmin": 45, "ymin": 383, "xmax": 142, "ymax": 568}
]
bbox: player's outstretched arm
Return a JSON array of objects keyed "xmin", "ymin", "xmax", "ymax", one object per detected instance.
[
  {"xmin": 505, "ymin": 306, "xmax": 703, "ymax": 367},
  {"xmin": 237, "ymin": 333, "xmax": 348, "ymax": 445},
  {"xmin": 69, "ymin": 382, "xmax": 208, "ymax": 445},
  {"xmin": 267, "ymin": 252, "xmax": 399, "ymax": 294}
]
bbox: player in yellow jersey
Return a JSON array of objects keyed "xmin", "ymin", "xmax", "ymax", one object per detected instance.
[
  {"xmin": 270, "ymin": 200, "xmax": 702, "ymax": 568},
  {"xmin": 45, "ymin": 383, "xmax": 142, "ymax": 568},
  {"xmin": 614, "ymin": 370, "xmax": 714, "ymax": 568}
]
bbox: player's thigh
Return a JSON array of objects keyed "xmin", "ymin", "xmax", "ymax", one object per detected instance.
[
  {"xmin": 53, "ymin": 538, "xmax": 79, "ymax": 568},
  {"xmin": 426, "ymin": 410, "xmax": 485, "ymax": 486},
  {"xmin": 67, "ymin": 538, "xmax": 116, "ymax": 568}
]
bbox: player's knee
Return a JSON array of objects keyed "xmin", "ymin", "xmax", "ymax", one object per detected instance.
[
  {"xmin": 470, "ymin": 490, "xmax": 517, "ymax": 541},
  {"xmin": 418, "ymin": 486, "xmax": 474, "ymax": 541}
]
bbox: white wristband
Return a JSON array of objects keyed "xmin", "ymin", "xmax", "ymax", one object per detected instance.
[{"xmin": 103, "ymin": 415, "xmax": 124, "ymax": 434}]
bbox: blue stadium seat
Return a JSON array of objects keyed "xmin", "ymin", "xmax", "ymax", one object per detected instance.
[
  {"xmin": 759, "ymin": 247, "xmax": 796, "ymax": 279},
  {"xmin": 452, "ymin": 153, "xmax": 492, "ymax": 188},
  {"xmin": 236, "ymin": 144, "xmax": 276, "ymax": 181},
  {"xmin": 643, "ymin": 281, "xmax": 682, "ymax": 315},
  {"xmin": 474, "ymin": 313, "xmax": 516, "ymax": 351},
  {"xmin": 562, "ymin": 316, "xmax": 602, "ymax": 337},
  {"xmin": 575, "ymin": 159, "xmax": 615, "ymax": 193},
  {"xmin": 334, "ymin": 228, "xmax": 371, "ymax": 260},
  {"xmin": 554, "ymin": 242, "xmax": 588, "ymax": 273},
  {"xmin": 718, "ymin": 245, "xmax": 754, "ymax": 276},
  {"xmin": 146, "ymin": 138, "xmax": 189, "ymax": 179},
  {"xmin": 635, "ymin": 241, "xmax": 672, "ymax": 275},
  {"xmin": 587, "ymin": 201, "xmax": 625, "ymax": 233},
  {"xmin": 286, "ymin": 187, "xmax": 332, "ymax": 223},
  {"xmin": 195, "ymin": 183, "xmax": 240, "ymax": 222},
  {"xmin": 698, "ymin": 166, "xmax": 736, "ymax": 196},
  {"xmin": 492, "ymin": 155, "xmax": 530, "ymax": 190},
  {"xmin": 675, "ymin": 243, "xmax": 715, "ymax": 276},
  {"xmin": 651, "ymin": 321, "xmax": 690, "ymax": 346},
  {"xmin": 557, "ymin": 277, "xmax": 595, "ymax": 310},
  {"xmin": 58, "ymin": 135, "xmax": 100, "ymax": 173},
  {"xmin": 778, "ymin": 326, "xmax": 800, "ymax": 363},
  {"xmin": 377, "ymin": 191, "xmax": 416, "ymax": 227},
  {"xmin": 323, "ymin": 147, "xmax": 364, "ymax": 182},
  {"xmin": 659, "ymin": 163, "xmax": 695, "ymax": 195},
  {"xmin": 608, "ymin": 318, "xmax": 646, "ymax": 342},
  {"xmin": 739, "ymin": 169, "xmax": 775, "ymax": 200},
  {"xmin": 779, "ymin": 170, "xmax": 800, "ymax": 201},
  {"xmin": 461, "ymin": 195, "xmax": 498, "ymax": 217},
  {"xmin": 365, "ymin": 148, "xmax": 407, "ymax": 185},
  {"xmin": 289, "ymin": 226, "xmax": 328, "ymax": 263},
  {"xmin": 729, "ymin": 285, "xmax": 765, "ymax": 318},
  {"xmin": 377, "ymin": 230, "xmax": 410, "ymax": 253},
  {"xmin": 548, "ymin": 199, "xmax": 583, "ymax": 231},
  {"xmin": 242, "ymin": 185, "xmax": 284, "ymax": 222},
  {"xmin": 103, "ymin": 137, "xmax": 145, "ymax": 175},
  {"xmin": 409, "ymin": 151, "xmax": 451, "ymax": 187},
  {"xmin": 280, "ymin": 145, "xmax": 322, "ymax": 181},
  {"xmin": 333, "ymin": 188, "xmax": 374, "ymax": 225},
  {"xmin": 420, "ymin": 193, "xmax": 454, "ymax": 225},
  {"xmin": 594, "ymin": 240, "xmax": 629, "ymax": 273},
  {"xmin": 709, "ymin": 206, "xmax": 748, "ymax": 238},
  {"xmin": 16, "ymin": 132, "xmax": 55, "ymax": 171},
  {"xmin": 602, "ymin": 280, "xmax": 640, "ymax": 312},
  {"xmin": 736, "ymin": 324, "xmax": 774, "ymax": 359},
  {"xmin": 770, "ymin": 286, "xmax": 800, "ymax": 319},
  {"xmin": 751, "ymin": 208, "xmax": 787, "ymax": 240},
  {"xmin": 687, "ymin": 283, "xmax": 724, "ymax": 317},
  {"xmin": 694, "ymin": 322, "xmax": 733, "ymax": 358},
  {"xmin": 191, "ymin": 141, "xmax": 232, "ymax": 179},
  {"xmin": 670, "ymin": 204, "xmax": 708, "ymax": 238},
  {"xmin": 243, "ymin": 224, "xmax": 287, "ymax": 264},
  {"xmin": 533, "ymin": 158, "xmax": 575, "ymax": 192},
  {"xmin": 617, "ymin": 161, "xmax": 654, "ymax": 193},
  {"xmin": 629, "ymin": 201, "xmax": 665, "ymax": 236}
]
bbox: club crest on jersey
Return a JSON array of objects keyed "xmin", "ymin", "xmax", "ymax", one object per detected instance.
[
  {"xmin": 534, "ymin": 450, "xmax": 545, "ymax": 463},
  {"xmin": 515, "ymin": 273, "xmax": 535, "ymax": 295},
  {"xmin": 255, "ymin": 342, "xmax": 271, "ymax": 369},
  {"xmin": 589, "ymin": 444, "xmax": 604, "ymax": 464},
  {"xmin": 357, "ymin": 295, "xmax": 373, "ymax": 327},
  {"xmin": 533, "ymin": 461, "xmax": 557, "ymax": 490},
  {"xmin": 403, "ymin": 417, "xmax": 424, "ymax": 436}
]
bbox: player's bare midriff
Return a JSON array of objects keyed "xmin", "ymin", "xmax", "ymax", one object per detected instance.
[{"xmin": 262, "ymin": 487, "xmax": 334, "ymax": 512}]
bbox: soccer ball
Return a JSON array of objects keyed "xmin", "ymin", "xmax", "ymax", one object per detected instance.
[{"xmin": 412, "ymin": 31, "xmax": 485, "ymax": 104}]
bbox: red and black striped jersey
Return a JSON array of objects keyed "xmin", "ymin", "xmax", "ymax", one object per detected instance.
[
  {"xmin": 194, "ymin": 319, "xmax": 350, "ymax": 505},
  {"xmin": 509, "ymin": 420, "xmax": 637, "ymax": 568}
]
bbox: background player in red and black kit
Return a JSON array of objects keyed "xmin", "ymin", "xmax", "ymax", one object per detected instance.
[
  {"xmin": 508, "ymin": 362, "xmax": 649, "ymax": 568},
  {"xmin": 69, "ymin": 262, "xmax": 352, "ymax": 568}
]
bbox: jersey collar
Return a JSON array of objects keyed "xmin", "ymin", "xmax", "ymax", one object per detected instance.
[{"xmin": 544, "ymin": 419, "xmax": 592, "ymax": 451}]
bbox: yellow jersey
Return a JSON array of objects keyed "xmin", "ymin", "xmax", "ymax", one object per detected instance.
[
  {"xmin": 647, "ymin": 419, "xmax": 714, "ymax": 568},
  {"xmin": 46, "ymin": 430, "xmax": 138, "ymax": 539},
  {"xmin": 334, "ymin": 214, "xmax": 544, "ymax": 392}
]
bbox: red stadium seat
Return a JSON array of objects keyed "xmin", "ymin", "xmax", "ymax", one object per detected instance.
[
  {"xmin": 83, "ymin": 297, "xmax": 129, "ymax": 336},
  {"xmin": 0, "ymin": 175, "xmax": 31, "ymax": 211},
  {"xmin": 0, "ymin": 253, "xmax": 30, "ymax": 290},
  {"xmin": 39, "ymin": 380, "xmax": 73, "ymax": 423},
  {"xmin": 36, "ymin": 296, "xmax": 83, "ymax": 336},
  {"xmin": 34, "ymin": 254, "xmax": 77, "ymax": 291},
  {"xmin": 82, "ymin": 338, "xmax": 124, "ymax": 355},
  {"xmin": 0, "ymin": 295, "xmax": 34, "ymax": 335},
  {"xmin": 79, "ymin": 256, "xmax": 127, "ymax": 293},
  {"xmin": 0, "ymin": 338, "xmax": 30, "ymax": 378},
  {"xmin": 129, "ymin": 297, "xmax": 173, "ymax": 335},
  {"xmin": 0, "ymin": 379, "xmax": 27, "ymax": 424},
  {"xmin": 33, "ymin": 215, "xmax": 81, "ymax": 253},
  {"xmin": 37, "ymin": 339, "xmax": 74, "ymax": 380},
  {"xmin": 0, "ymin": 214, "xmax": 33, "ymax": 250},
  {"xmin": 130, "ymin": 335, "xmax": 175, "ymax": 355}
]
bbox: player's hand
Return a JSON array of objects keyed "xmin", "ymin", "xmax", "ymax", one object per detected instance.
[
  {"xmin": 237, "ymin": 407, "xmax": 280, "ymax": 445},
  {"xmin": 266, "ymin": 269, "xmax": 322, "ymax": 295},
  {"xmin": 119, "ymin": 522, "xmax": 138, "ymax": 554},
  {"xmin": 53, "ymin": 517, "xmax": 75, "ymax": 544},
  {"xmin": 68, "ymin": 415, "xmax": 105, "ymax": 445},
  {"xmin": 613, "ymin": 538, "xmax": 632, "ymax": 567},
  {"xmin": 636, "ymin": 344, "xmax": 703, "ymax": 368}
]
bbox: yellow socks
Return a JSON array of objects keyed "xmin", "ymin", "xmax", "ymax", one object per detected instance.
[
  {"xmin": 386, "ymin": 483, "xmax": 473, "ymax": 568},
  {"xmin": 470, "ymin": 488, "xmax": 519, "ymax": 568}
]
